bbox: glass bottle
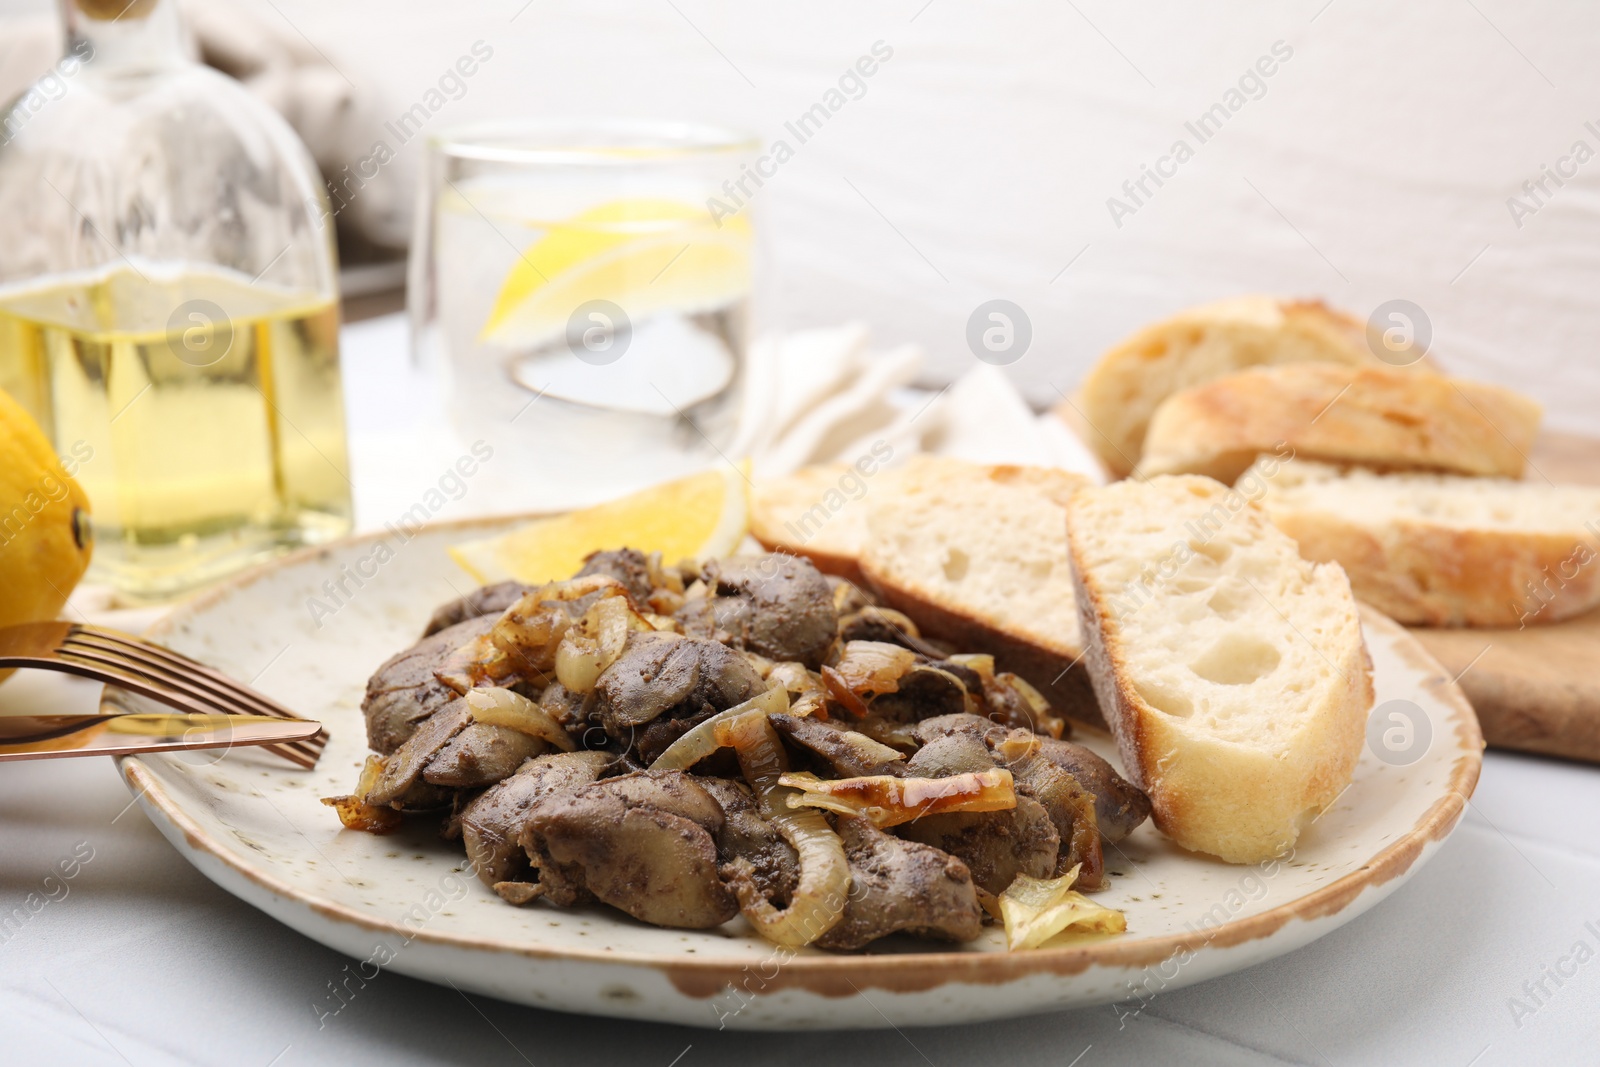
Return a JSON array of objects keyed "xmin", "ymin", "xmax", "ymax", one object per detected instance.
[{"xmin": 0, "ymin": 0, "xmax": 352, "ymax": 601}]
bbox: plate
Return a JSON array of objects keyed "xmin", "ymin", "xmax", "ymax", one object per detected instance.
[{"xmin": 116, "ymin": 516, "xmax": 1482, "ymax": 1030}]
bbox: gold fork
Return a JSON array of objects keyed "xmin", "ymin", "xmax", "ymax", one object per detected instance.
[{"xmin": 0, "ymin": 621, "xmax": 326, "ymax": 768}]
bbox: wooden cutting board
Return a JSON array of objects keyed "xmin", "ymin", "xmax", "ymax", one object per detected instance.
[{"xmin": 1406, "ymin": 430, "xmax": 1600, "ymax": 764}]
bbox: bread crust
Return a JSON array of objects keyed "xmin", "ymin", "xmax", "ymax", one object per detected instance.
[
  {"xmin": 1065, "ymin": 296, "xmax": 1374, "ymax": 478},
  {"xmin": 1267, "ymin": 500, "xmax": 1600, "ymax": 628},
  {"xmin": 1065, "ymin": 478, "xmax": 1372, "ymax": 864},
  {"xmin": 1137, "ymin": 363, "xmax": 1542, "ymax": 483}
]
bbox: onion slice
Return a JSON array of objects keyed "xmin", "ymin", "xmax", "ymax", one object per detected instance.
[
  {"xmin": 463, "ymin": 687, "xmax": 575, "ymax": 751},
  {"xmin": 488, "ymin": 574, "xmax": 624, "ymax": 669},
  {"xmin": 726, "ymin": 808, "xmax": 849, "ymax": 949},
  {"xmin": 322, "ymin": 755, "xmax": 402, "ymax": 834},
  {"xmin": 552, "ymin": 590, "xmax": 659, "ymax": 693},
  {"xmin": 768, "ymin": 661, "xmax": 827, "ymax": 720},
  {"xmin": 829, "ymin": 640, "xmax": 918, "ymax": 696},
  {"xmin": 996, "ymin": 671, "xmax": 1067, "ymax": 739},
  {"xmin": 820, "ymin": 666, "xmax": 868, "ymax": 717},
  {"xmin": 554, "ymin": 634, "xmax": 605, "ymax": 693},
  {"xmin": 647, "ymin": 685, "xmax": 789, "ymax": 771},
  {"xmin": 489, "ymin": 603, "xmax": 571, "ymax": 673},
  {"xmin": 946, "ymin": 653, "xmax": 996, "ymax": 682},
  {"xmin": 590, "ymin": 595, "xmax": 635, "ymax": 669},
  {"xmin": 992, "ymin": 732, "xmax": 1040, "ymax": 764},
  {"xmin": 998, "ymin": 864, "xmax": 1126, "ymax": 950},
  {"xmin": 435, "ymin": 632, "xmax": 520, "ymax": 695},
  {"xmin": 716, "ymin": 710, "xmax": 850, "ymax": 947},
  {"xmin": 779, "ymin": 768, "xmax": 1017, "ymax": 829}
]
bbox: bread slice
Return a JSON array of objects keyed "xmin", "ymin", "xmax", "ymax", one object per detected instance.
[
  {"xmin": 750, "ymin": 464, "xmax": 875, "ymax": 584},
  {"xmin": 858, "ymin": 459, "xmax": 1100, "ymax": 723},
  {"xmin": 1064, "ymin": 296, "xmax": 1373, "ymax": 478},
  {"xmin": 1136, "ymin": 363, "xmax": 1542, "ymax": 484},
  {"xmin": 1066, "ymin": 475, "xmax": 1373, "ymax": 863},
  {"xmin": 1247, "ymin": 456, "xmax": 1600, "ymax": 627}
]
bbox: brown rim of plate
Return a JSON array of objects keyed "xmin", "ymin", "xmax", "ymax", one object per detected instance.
[{"xmin": 117, "ymin": 520, "xmax": 1484, "ymax": 1001}]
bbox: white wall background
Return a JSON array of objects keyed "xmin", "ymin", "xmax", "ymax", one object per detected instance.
[{"xmin": 6, "ymin": 0, "xmax": 1600, "ymax": 433}]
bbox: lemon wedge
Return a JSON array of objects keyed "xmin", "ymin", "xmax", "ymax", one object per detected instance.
[
  {"xmin": 480, "ymin": 198, "xmax": 751, "ymax": 349},
  {"xmin": 449, "ymin": 464, "xmax": 749, "ymax": 585}
]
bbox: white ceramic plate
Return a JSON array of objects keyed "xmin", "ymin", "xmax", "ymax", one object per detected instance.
[{"xmin": 117, "ymin": 517, "xmax": 1482, "ymax": 1030}]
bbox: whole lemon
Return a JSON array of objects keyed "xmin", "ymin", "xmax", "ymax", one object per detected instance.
[{"xmin": 0, "ymin": 388, "xmax": 92, "ymax": 643}]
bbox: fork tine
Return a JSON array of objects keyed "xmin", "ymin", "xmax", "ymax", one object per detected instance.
[
  {"xmin": 56, "ymin": 656, "xmax": 225, "ymax": 717},
  {"xmin": 62, "ymin": 629, "xmax": 327, "ymax": 757},
  {"xmin": 60, "ymin": 646, "xmax": 325, "ymax": 765},
  {"xmin": 50, "ymin": 655, "xmax": 319, "ymax": 767},
  {"xmin": 63, "ymin": 636, "xmax": 316, "ymax": 744},
  {"xmin": 70, "ymin": 625, "xmax": 304, "ymax": 722},
  {"xmin": 55, "ymin": 625, "xmax": 325, "ymax": 768},
  {"xmin": 251, "ymin": 737, "xmax": 317, "ymax": 768},
  {"xmin": 63, "ymin": 645, "xmax": 233, "ymax": 715}
]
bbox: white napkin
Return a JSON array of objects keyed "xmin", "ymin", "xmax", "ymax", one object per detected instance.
[{"xmin": 743, "ymin": 324, "xmax": 1107, "ymax": 484}]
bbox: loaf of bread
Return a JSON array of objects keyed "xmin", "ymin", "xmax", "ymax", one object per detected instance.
[
  {"xmin": 1065, "ymin": 475, "xmax": 1372, "ymax": 863},
  {"xmin": 1064, "ymin": 296, "xmax": 1374, "ymax": 478},
  {"xmin": 1136, "ymin": 363, "xmax": 1542, "ymax": 484},
  {"xmin": 1247, "ymin": 456, "xmax": 1600, "ymax": 627},
  {"xmin": 858, "ymin": 459, "xmax": 1099, "ymax": 721}
]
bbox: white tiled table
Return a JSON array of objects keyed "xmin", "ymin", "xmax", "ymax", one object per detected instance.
[{"xmin": 3, "ymin": 316, "xmax": 1597, "ymax": 1066}]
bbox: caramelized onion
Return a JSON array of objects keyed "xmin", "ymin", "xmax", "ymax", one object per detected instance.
[
  {"xmin": 589, "ymin": 595, "xmax": 636, "ymax": 669},
  {"xmin": 821, "ymin": 666, "xmax": 868, "ymax": 717},
  {"xmin": 992, "ymin": 731, "xmax": 1041, "ymax": 765},
  {"xmin": 829, "ymin": 641, "xmax": 918, "ymax": 696},
  {"xmin": 743, "ymin": 652, "xmax": 778, "ymax": 678},
  {"xmin": 768, "ymin": 661, "xmax": 827, "ymax": 719},
  {"xmin": 447, "ymin": 576, "xmax": 634, "ymax": 691},
  {"xmin": 648, "ymin": 685, "xmax": 790, "ymax": 771},
  {"xmin": 321, "ymin": 755, "xmax": 401, "ymax": 834},
  {"xmin": 766, "ymin": 660, "xmax": 808, "ymax": 692},
  {"xmin": 551, "ymin": 591, "xmax": 656, "ymax": 693},
  {"xmin": 644, "ymin": 551, "xmax": 684, "ymax": 594},
  {"xmin": 779, "ymin": 768, "xmax": 1017, "ymax": 828},
  {"xmin": 554, "ymin": 634, "xmax": 604, "ymax": 693},
  {"xmin": 489, "ymin": 602, "xmax": 570, "ymax": 672},
  {"xmin": 463, "ymin": 687, "xmax": 575, "ymax": 751},
  {"xmin": 716, "ymin": 710, "xmax": 849, "ymax": 947},
  {"xmin": 998, "ymin": 864, "xmax": 1126, "ymax": 950},
  {"xmin": 715, "ymin": 713, "xmax": 791, "ymax": 818},
  {"xmin": 435, "ymin": 632, "xmax": 520, "ymax": 695},
  {"xmin": 489, "ymin": 574, "xmax": 624, "ymax": 659},
  {"xmin": 947, "ymin": 653, "xmax": 996, "ymax": 682},
  {"xmin": 998, "ymin": 672, "xmax": 1066, "ymax": 739}
]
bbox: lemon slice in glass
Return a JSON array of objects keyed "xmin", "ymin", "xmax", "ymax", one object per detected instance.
[
  {"xmin": 480, "ymin": 198, "xmax": 751, "ymax": 350},
  {"xmin": 448, "ymin": 463, "xmax": 749, "ymax": 585}
]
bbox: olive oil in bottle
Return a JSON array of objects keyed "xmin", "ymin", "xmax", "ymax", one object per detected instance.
[{"xmin": 0, "ymin": 267, "xmax": 352, "ymax": 599}]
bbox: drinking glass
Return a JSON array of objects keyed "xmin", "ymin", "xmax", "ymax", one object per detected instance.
[{"xmin": 409, "ymin": 120, "xmax": 760, "ymax": 509}]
